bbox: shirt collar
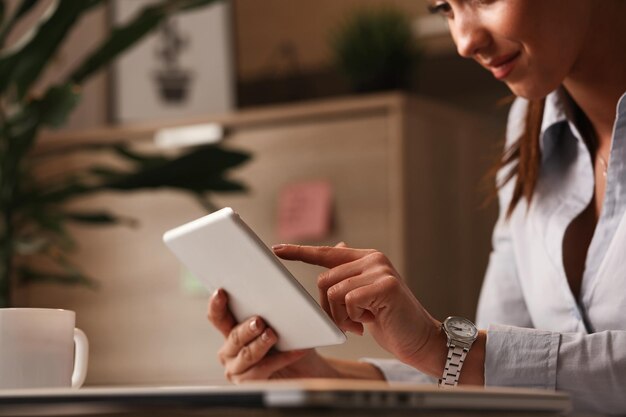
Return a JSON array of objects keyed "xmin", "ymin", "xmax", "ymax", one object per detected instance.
[
  {"xmin": 540, "ymin": 89, "xmax": 626, "ymax": 156},
  {"xmin": 539, "ymin": 88, "xmax": 578, "ymax": 160},
  {"xmin": 617, "ymin": 91, "xmax": 626, "ymax": 121},
  {"xmin": 541, "ymin": 88, "xmax": 573, "ymax": 133}
]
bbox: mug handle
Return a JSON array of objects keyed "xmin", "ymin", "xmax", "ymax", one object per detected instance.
[{"xmin": 71, "ymin": 328, "xmax": 89, "ymax": 388}]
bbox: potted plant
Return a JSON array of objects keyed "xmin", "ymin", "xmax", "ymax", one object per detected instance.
[
  {"xmin": 0, "ymin": 0, "xmax": 249, "ymax": 307},
  {"xmin": 330, "ymin": 7, "xmax": 421, "ymax": 93}
]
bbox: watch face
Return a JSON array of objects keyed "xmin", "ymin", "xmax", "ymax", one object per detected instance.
[{"xmin": 444, "ymin": 317, "xmax": 478, "ymax": 340}]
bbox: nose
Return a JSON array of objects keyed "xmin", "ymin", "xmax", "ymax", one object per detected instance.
[{"xmin": 451, "ymin": 14, "xmax": 491, "ymax": 59}]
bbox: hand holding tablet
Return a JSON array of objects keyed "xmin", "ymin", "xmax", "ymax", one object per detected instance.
[{"xmin": 163, "ymin": 207, "xmax": 346, "ymax": 351}]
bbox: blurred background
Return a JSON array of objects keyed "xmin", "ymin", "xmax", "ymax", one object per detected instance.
[{"xmin": 1, "ymin": 0, "xmax": 511, "ymax": 386}]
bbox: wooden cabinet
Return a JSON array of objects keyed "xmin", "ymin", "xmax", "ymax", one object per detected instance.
[{"xmin": 21, "ymin": 93, "xmax": 497, "ymax": 385}]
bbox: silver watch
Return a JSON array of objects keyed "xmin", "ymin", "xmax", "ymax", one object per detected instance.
[{"xmin": 439, "ymin": 316, "xmax": 478, "ymax": 388}]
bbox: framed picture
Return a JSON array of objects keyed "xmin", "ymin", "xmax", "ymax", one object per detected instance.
[{"xmin": 111, "ymin": 0, "xmax": 235, "ymax": 123}]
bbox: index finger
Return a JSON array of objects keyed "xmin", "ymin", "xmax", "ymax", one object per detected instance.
[{"xmin": 272, "ymin": 244, "xmax": 373, "ymax": 268}]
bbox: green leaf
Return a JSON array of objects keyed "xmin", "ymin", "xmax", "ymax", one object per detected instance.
[
  {"xmin": 99, "ymin": 146, "xmax": 251, "ymax": 192},
  {"xmin": 25, "ymin": 207, "xmax": 65, "ymax": 234},
  {"xmin": 15, "ymin": 144, "xmax": 250, "ymax": 209},
  {"xmin": 37, "ymin": 83, "xmax": 81, "ymax": 128},
  {"xmin": 0, "ymin": 2, "xmax": 6, "ymax": 30},
  {"xmin": 1, "ymin": 103, "xmax": 40, "ymax": 163},
  {"xmin": 111, "ymin": 144, "xmax": 168, "ymax": 168},
  {"xmin": 0, "ymin": 0, "xmax": 91, "ymax": 98},
  {"xmin": 0, "ymin": 0, "xmax": 39, "ymax": 47},
  {"xmin": 62, "ymin": 211, "xmax": 138, "ymax": 227},
  {"xmin": 17, "ymin": 180, "xmax": 94, "ymax": 207},
  {"xmin": 70, "ymin": 0, "xmax": 220, "ymax": 85}
]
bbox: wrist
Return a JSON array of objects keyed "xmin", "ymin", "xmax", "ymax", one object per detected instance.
[
  {"xmin": 406, "ymin": 322, "xmax": 486, "ymax": 386},
  {"xmin": 326, "ymin": 357, "xmax": 386, "ymax": 380},
  {"xmin": 405, "ymin": 320, "xmax": 448, "ymax": 378},
  {"xmin": 457, "ymin": 330, "xmax": 486, "ymax": 385}
]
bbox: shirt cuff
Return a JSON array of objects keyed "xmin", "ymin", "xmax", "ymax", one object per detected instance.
[
  {"xmin": 485, "ymin": 324, "xmax": 561, "ymax": 389},
  {"xmin": 360, "ymin": 358, "xmax": 437, "ymax": 384}
]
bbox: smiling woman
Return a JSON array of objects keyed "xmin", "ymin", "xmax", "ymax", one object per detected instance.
[{"xmin": 206, "ymin": 1, "xmax": 626, "ymax": 414}]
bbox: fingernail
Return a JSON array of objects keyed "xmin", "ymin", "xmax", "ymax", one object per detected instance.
[
  {"xmin": 249, "ymin": 318, "xmax": 259, "ymax": 332},
  {"xmin": 272, "ymin": 244, "xmax": 286, "ymax": 251},
  {"xmin": 212, "ymin": 289, "xmax": 222, "ymax": 302},
  {"xmin": 261, "ymin": 329, "xmax": 271, "ymax": 342}
]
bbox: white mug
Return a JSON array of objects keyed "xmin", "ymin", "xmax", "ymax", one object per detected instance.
[{"xmin": 0, "ymin": 308, "xmax": 88, "ymax": 389}]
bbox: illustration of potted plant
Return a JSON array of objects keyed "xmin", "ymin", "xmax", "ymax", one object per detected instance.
[{"xmin": 154, "ymin": 17, "xmax": 194, "ymax": 103}]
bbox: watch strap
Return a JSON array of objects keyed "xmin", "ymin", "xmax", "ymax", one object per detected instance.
[{"xmin": 438, "ymin": 344, "xmax": 469, "ymax": 387}]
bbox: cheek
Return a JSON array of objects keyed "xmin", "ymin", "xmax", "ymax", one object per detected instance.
[
  {"xmin": 510, "ymin": 33, "xmax": 583, "ymax": 99},
  {"xmin": 507, "ymin": 50, "xmax": 566, "ymax": 100},
  {"xmin": 502, "ymin": 0, "xmax": 591, "ymax": 98}
]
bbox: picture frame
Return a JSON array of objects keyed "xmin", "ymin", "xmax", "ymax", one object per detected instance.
[{"xmin": 111, "ymin": 0, "xmax": 235, "ymax": 123}]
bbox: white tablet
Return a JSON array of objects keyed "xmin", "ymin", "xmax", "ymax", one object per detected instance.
[{"xmin": 163, "ymin": 207, "xmax": 346, "ymax": 351}]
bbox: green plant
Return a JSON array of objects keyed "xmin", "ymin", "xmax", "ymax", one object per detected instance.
[
  {"xmin": 330, "ymin": 7, "xmax": 420, "ymax": 93},
  {"xmin": 0, "ymin": 0, "xmax": 249, "ymax": 307}
]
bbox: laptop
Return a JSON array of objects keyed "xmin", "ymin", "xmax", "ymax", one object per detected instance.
[{"xmin": 0, "ymin": 379, "xmax": 571, "ymax": 416}]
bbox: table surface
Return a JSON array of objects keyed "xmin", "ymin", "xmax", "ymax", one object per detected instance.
[{"xmin": 0, "ymin": 380, "xmax": 571, "ymax": 417}]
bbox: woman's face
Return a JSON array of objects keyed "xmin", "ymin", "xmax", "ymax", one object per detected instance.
[{"xmin": 429, "ymin": 0, "xmax": 594, "ymax": 100}]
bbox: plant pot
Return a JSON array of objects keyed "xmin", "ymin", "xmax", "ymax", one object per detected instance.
[{"xmin": 154, "ymin": 69, "xmax": 194, "ymax": 103}]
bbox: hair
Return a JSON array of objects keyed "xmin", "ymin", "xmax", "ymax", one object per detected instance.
[{"xmin": 497, "ymin": 99, "xmax": 546, "ymax": 218}]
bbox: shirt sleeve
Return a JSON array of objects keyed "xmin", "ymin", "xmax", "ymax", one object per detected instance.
[{"xmin": 486, "ymin": 325, "xmax": 626, "ymax": 414}]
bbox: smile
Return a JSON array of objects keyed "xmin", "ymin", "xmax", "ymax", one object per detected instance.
[{"xmin": 486, "ymin": 52, "xmax": 521, "ymax": 80}]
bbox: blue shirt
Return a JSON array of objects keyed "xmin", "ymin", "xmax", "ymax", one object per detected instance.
[{"xmin": 365, "ymin": 89, "xmax": 626, "ymax": 415}]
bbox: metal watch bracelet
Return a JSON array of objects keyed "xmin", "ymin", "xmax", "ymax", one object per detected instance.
[{"xmin": 438, "ymin": 344, "xmax": 469, "ymax": 387}]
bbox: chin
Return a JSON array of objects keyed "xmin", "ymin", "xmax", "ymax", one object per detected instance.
[
  {"xmin": 506, "ymin": 83, "xmax": 552, "ymax": 101},
  {"xmin": 505, "ymin": 76, "xmax": 562, "ymax": 101}
]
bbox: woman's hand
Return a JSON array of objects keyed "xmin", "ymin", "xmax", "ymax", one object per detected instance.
[
  {"xmin": 207, "ymin": 288, "xmax": 344, "ymax": 383},
  {"xmin": 273, "ymin": 244, "xmax": 446, "ymax": 375}
]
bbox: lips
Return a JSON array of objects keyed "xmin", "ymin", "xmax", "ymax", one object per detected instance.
[{"xmin": 485, "ymin": 52, "xmax": 521, "ymax": 80}]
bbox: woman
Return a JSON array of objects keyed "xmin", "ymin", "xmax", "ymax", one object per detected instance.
[{"xmin": 207, "ymin": 1, "xmax": 626, "ymax": 413}]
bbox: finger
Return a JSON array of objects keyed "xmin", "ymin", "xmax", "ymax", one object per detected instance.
[
  {"xmin": 316, "ymin": 251, "xmax": 391, "ymax": 316},
  {"xmin": 344, "ymin": 275, "xmax": 399, "ymax": 323},
  {"xmin": 317, "ymin": 257, "xmax": 368, "ymax": 315},
  {"xmin": 224, "ymin": 327, "xmax": 278, "ymax": 376},
  {"xmin": 230, "ymin": 350, "xmax": 310, "ymax": 383},
  {"xmin": 318, "ymin": 256, "xmax": 368, "ymax": 291},
  {"xmin": 273, "ymin": 244, "xmax": 373, "ymax": 268},
  {"xmin": 207, "ymin": 289, "xmax": 236, "ymax": 337},
  {"xmin": 219, "ymin": 316, "xmax": 266, "ymax": 359},
  {"xmin": 327, "ymin": 273, "xmax": 379, "ymax": 334}
]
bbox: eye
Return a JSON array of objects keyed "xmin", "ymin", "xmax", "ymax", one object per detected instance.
[{"xmin": 427, "ymin": 1, "xmax": 453, "ymax": 17}]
